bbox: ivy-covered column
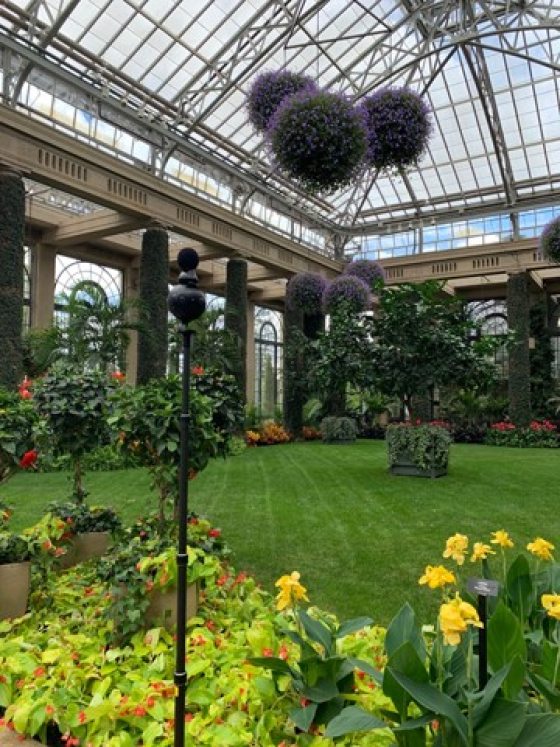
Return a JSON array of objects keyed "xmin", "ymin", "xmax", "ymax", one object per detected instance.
[
  {"xmin": 283, "ymin": 303, "xmax": 304, "ymax": 436},
  {"xmin": 0, "ymin": 169, "xmax": 25, "ymax": 389},
  {"xmin": 303, "ymin": 311, "xmax": 325, "ymax": 340},
  {"xmin": 529, "ymin": 290, "xmax": 554, "ymax": 418},
  {"xmin": 137, "ymin": 228, "xmax": 169, "ymax": 384},
  {"xmin": 507, "ymin": 272, "xmax": 531, "ymax": 426},
  {"xmin": 225, "ymin": 258, "xmax": 248, "ymax": 403},
  {"xmin": 245, "ymin": 301, "xmax": 256, "ymax": 404}
]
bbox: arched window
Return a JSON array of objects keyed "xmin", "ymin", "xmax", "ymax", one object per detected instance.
[
  {"xmin": 469, "ymin": 301, "xmax": 508, "ymax": 380},
  {"xmin": 55, "ymin": 256, "xmax": 122, "ymax": 319},
  {"xmin": 255, "ymin": 307, "xmax": 283, "ymax": 415},
  {"xmin": 22, "ymin": 247, "xmax": 31, "ymax": 332}
]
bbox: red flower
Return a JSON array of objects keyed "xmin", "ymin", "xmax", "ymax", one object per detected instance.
[
  {"xmin": 111, "ymin": 371, "xmax": 126, "ymax": 381},
  {"xmin": 133, "ymin": 706, "xmax": 147, "ymax": 717},
  {"xmin": 33, "ymin": 667, "xmax": 46, "ymax": 678},
  {"xmin": 262, "ymin": 648, "xmax": 274, "ymax": 657},
  {"xmin": 78, "ymin": 711, "xmax": 87, "ymax": 724},
  {"xmin": 208, "ymin": 528, "xmax": 221, "ymax": 538},
  {"xmin": 191, "ymin": 366, "xmax": 204, "ymax": 375},
  {"xmin": 19, "ymin": 388, "xmax": 32, "ymax": 400},
  {"xmin": 19, "ymin": 450, "xmax": 38, "ymax": 469}
]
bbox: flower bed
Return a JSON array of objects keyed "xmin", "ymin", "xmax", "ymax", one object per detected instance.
[
  {"xmin": 485, "ymin": 419, "xmax": 559, "ymax": 447},
  {"xmin": 245, "ymin": 421, "xmax": 291, "ymax": 446}
]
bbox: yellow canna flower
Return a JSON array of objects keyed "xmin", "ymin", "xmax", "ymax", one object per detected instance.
[
  {"xmin": 527, "ymin": 538, "xmax": 555, "ymax": 562},
  {"xmin": 443, "ymin": 533, "xmax": 469, "ymax": 566},
  {"xmin": 439, "ymin": 595, "xmax": 483, "ymax": 646},
  {"xmin": 418, "ymin": 565, "xmax": 456, "ymax": 589},
  {"xmin": 542, "ymin": 593, "xmax": 560, "ymax": 621},
  {"xmin": 490, "ymin": 530, "xmax": 514, "ymax": 549},
  {"xmin": 470, "ymin": 543, "xmax": 495, "ymax": 562},
  {"xmin": 275, "ymin": 571, "xmax": 309, "ymax": 611}
]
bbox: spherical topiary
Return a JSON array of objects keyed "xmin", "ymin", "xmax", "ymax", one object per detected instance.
[
  {"xmin": 540, "ymin": 215, "xmax": 560, "ymax": 263},
  {"xmin": 322, "ymin": 275, "xmax": 370, "ymax": 315},
  {"xmin": 268, "ymin": 90, "xmax": 368, "ymax": 193},
  {"xmin": 361, "ymin": 87, "xmax": 432, "ymax": 171},
  {"xmin": 247, "ymin": 71, "xmax": 317, "ymax": 132},
  {"xmin": 286, "ymin": 272, "xmax": 328, "ymax": 314},
  {"xmin": 343, "ymin": 259, "xmax": 385, "ymax": 289}
]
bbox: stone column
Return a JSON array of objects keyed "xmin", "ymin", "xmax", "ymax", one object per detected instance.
[
  {"xmin": 30, "ymin": 244, "xmax": 56, "ymax": 329},
  {"xmin": 0, "ymin": 169, "xmax": 25, "ymax": 389},
  {"xmin": 123, "ymin": 259, "xmax": 140, "ymax": 384},
  {"xmin": 245, "ymin": 300, "xmax": 255, "ymax": 405},
  {"xmin": 137, "ymin": 228, "xmax": 169, "ymax": 384},
  {"xmin": 225, "ymin": 258, "xmax": 248, "ymax": 404},
  {"xmin": 507, "ymin": 272, "xmax": 531, "ymax": 426}
]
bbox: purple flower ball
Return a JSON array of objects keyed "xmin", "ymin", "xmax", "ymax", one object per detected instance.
[
  {"xmin": 247, "ymin": 71, "xmax": 317, "ymax": 133},
  {"xmin": 286, "ymin": 272, "xmax": 328, "ymax": 314},
  {"xmin": 322, "ymin": 275, "xmax": 370, "ymax": 315},
  {"xmin": 343, "ymin": 259, "xmax": 385, "ymax": 289},
  {"xmin": 540, "ymin": 216, "xmax": 560, "ymax": 263},
  {"xmin": 361, "ymin": 87, "xmax": 432, "ymax": 171},
  {"xmin": 268, "ymin": 89, "xmax": 368, "ymax": 194}
]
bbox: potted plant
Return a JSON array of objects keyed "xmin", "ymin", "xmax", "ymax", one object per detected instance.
[
  {"xmin": 48, "ymin": 502, "xmax": 121, "ymax": 567},
  {"xmin": 321, "ymin": 416, "xmax": 357, "ymax": 444},
  {"xmin": 386, "ymin": 422, "xmax": 451, "ymax": 477},
  {"xmin": 0, "ymin": 531, "xmax": 32, "ymax": 619}
]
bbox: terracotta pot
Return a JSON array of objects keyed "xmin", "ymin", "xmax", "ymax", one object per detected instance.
[
  {"xmin": 60, "ymin": 531, "xmax": 111, "ymax": 569},
  {"xmin": 0, "ymin": 561, "xmax": 31, "ymax": 619},
  {"xmin": 145, "ymin": 583, "xmax": 198, "ymax": 628}
]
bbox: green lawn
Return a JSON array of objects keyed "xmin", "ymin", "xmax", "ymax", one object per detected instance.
[{"xmin": 3, "ymin": 441, "xmax": 559, "ymax": 626}]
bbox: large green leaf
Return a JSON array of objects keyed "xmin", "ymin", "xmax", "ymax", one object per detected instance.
[
  {"xmin": 347, "ymin": 657, "xmax": 383, "ymax": 685},
  {"xmin": 247, "ymin": 656, "xmax": 298, "ymax": 679},
  {"xmin": 301, "ymin": 678, "xmax": 340, "ymax": 703},
  {"xmin": 383, "ymin": 641, "xmax": 429, "ymax": 720},
  {"xmin": 475, "ymin": 698, "xmax": 526, "ymax": 747},
  {"xmin": 487, "ymin": 602, "xmax": 526, "ymax": 699},
  {"xmin": 299, "ymin": 610, "xmax": 333, "ymax": 655},
  {"xmin": 386, "ymin": 603, "xmax": 426, "ymax": 661},
  {"xmin": 289, "ymin": 703, "xmax": 317, "ymax": 732},
  {"xmin": 472, "ymin": 662, "xmax": 512, "ymax": 728},
  {"xmin": 335, "ymin": 616, "xmax": 374, "ymax": 639},
  {"xmin": 386, "ymin": 668, "xmax": 468, "ymax": 746},
  {"xmin": 324, "ymin": 706, "xmax": 387, "ymax": 738},
  {"xmin": 506, "ymin": 554, "xmax": 534, "ymax": 623},
  {"xmin": 513, "ymin": 713, "xmax": 560, "ymax": 746},
  {"xmin": 526, "ymin": 671, "xmax": 560, "ymax": 710}
]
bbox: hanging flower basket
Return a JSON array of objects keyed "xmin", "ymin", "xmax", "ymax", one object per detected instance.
[
  {"xmin": 247, "ymin": 71, "xmax": 317, "ymax": 132},
  {"xmin": 322, "ymin": 275, "xmax": 370, "ymax": 315},
  {"xmin": 268, "ymin": 90, "xmax": 368, "ymax": 193},
  {"xmin": 286, "ymin": 272, "xmax": 328, "ymax": 314},
  {"xmin": 361, "ymin": 87, "xmax": 432, "ymax": 172},
  {"xmin": 343, "ymin": 259, "xmax": 385, "ymax": 289},
  {"xmin": 540, "ymin": 216, "xmax": 560, "ymax": 263}
]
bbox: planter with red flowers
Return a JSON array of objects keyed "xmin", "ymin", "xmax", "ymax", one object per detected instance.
[
  {"xmin": 0, "ymin": 532, "xmax": 32, "ymax": 619},
  {"xmin": 47, "ymin": 502, "xmax": 121, "ymax": 568}
]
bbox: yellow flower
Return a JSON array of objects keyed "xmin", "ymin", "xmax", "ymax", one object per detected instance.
[
  {"xmin": 490, "ymin": 530, "xmax": 514, "ymax": 549},
  {"xmin": 275, "ymin": 571, "xmax": 309, "ymax": 611},
  {"xmin": 527, "ymin": 538, "xmax": 554, "ymax": 562},
  {"xmin": 443, "ymin": 533, "xmax": 469, "ymax": 566},
  {"xmin": 470, "ymin": 543, "xmax": 495, "ymax": 562},
  {"xmin": 439, "ymin": 595, "xmax": 483, "ymax": 646},
  {"xmin": 542, "ymin": 594, "xmax": 560, "ymax": 621},
  {"xmin": 418, "ymin": 565, "xmax": 456, "ymax": 589}
]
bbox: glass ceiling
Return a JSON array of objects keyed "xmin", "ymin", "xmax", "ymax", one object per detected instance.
[{"xmin": 0, "ymin": 0, "xmax": 559, "ymax": 248}]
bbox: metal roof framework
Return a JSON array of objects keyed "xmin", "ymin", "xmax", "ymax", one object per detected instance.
[{"xmin": 0, "ymin": 0, "xmax": 559, "ymax": 255}]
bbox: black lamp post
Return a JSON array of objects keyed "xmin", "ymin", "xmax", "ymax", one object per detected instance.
[{"xmin": 167, "ymin": 248, "xmax": 206, "ymax": 746}]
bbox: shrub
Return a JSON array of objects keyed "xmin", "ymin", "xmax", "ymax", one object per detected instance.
[
  {"xmin": 0, "ymin": 387, "xmax": 37, "ymax": 485},
  {"xmin": 260, "ymin": 421, "xmax": 290, "ymax": 444},
  {"xmin": 302, "ymin": 425, "xmax": 322, "ymax": 440},
  {"xmin": 286, "ymin": 272, "xmax": 328, "ymax": 314},
  {"xmin": 268, "ymin": 90, "xmax": 368, "ymax": 193},
  {"xmin": 0, "ymin": 532, "xmax": 30, "ymax": 564},
  {"xmin": 247, "ymin": 70, "xmax": 316, "ymax": 132},
  {"xmin": 540, "ymin": 215, "xmax": 560, "ymax": 263},
  {"xmin": 343, "ymin": 259, "xmax": 385, "ymax": 289},
  {"xmin": 321, "ymin": 416, "xmax": 357, "ymax": 443},
  {"xmin": 361, "ymin": 87, "xmax": 432, "ymax": 171},
  {"xmin": 322, "ymin": 275, "xmax": 370, "ymax": 315},
  {"xmin": 47, "ymin": 502, "xmax": 122, "ymax": 534},
  {"xmin": 192, "ymin": 366, "xmax": 244, "ymax": 457},
  {"xmin": 485, "ymin": 419, "xmax": 559, "ymax": 447},
  {"xmin": 386, "ymin": 422, "xmax": 452, "ymax": 471}
]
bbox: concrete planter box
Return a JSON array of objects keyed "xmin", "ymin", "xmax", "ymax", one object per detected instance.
[
  {"xmin": 389, "ymin": 451, "xmax": 448, "ymax": 478},
  {"xmin": 146, "ymin": 583, "xmax": 198, "ymax": 628},
  {"xmin": 0, "ymin": 561, "xmax": 31, "ymax": 619},
  {"xmin": 60, "ymin": 531, "xmax": 110, "ymax": 568}
]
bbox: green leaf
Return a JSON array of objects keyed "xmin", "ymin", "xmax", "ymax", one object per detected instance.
[
  {"xmin": 386, "ymin": 668, "xmax": 469, "ymax": 746},
  {"xmin": 513, "ymin": 713, "xmax": 560, "ymax": 746},
  {"xmin": 347, "ymin": 657, "xmax": 383, "ymax": 685},
  {"xmin": 301, "ymin": 678, "xmax": 340, "ymax": 703},
  {"xmin": 247, "ymin": 656, "xmax": 297, "ymax": 678},
  {"xmin": 475, "ymin": 698, "xmax": 526, "ymax": 747},
  {"xmin": 473, "ymin": 662, "xmax": 512, "ymax": 728},
  {"xmin": 289, "ymin": 703, "xmax": 317, "ymax": 732},
  {"xmin": 526, "ymin": 671, "xmax": 560, "ymax": 710},
  {"xmin": 506, "ymin": 554, "xmax": 534, "ymax": 623},
  {"xmin": 335, "ymin": 616, "xmax": 374, "ymax": 639},
  {"xmin": 386, "ymin": 603, "xmax": 426, "ymax": 661},
  {"xmin": 324, "ymin": 705, "xmax": 388, "ymax": 738},
  {"xmin": 299, "ymin": 610, "xmax": 333, "ymax": 655},
  {"xmin": 487, "ymin": 601, "xmax": 526, "ymax": 699},
  {"xmin": 383, "ymin": 641, "xmax": 428, "ymax": 720},
  {"xmin": 394, "ymin": 714, "xmax": 433, "ymax": 731}
]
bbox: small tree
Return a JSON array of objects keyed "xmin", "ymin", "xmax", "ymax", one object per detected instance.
[
  {"xmin": 34, "ymin": 365, "xmax": 113, "ymax": 503},
  {"xmin": 371, "ymin": 281, "xmax": 497, "ymax": 417},
  {"xmin": 0, "ymin": 389, "xmax": 37, "ymax": 488}
]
